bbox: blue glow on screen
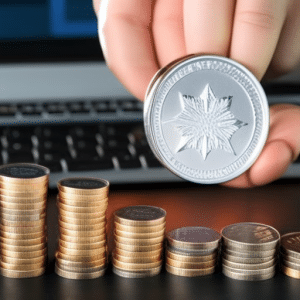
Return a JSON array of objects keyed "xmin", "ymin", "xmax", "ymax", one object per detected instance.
[{"xmin": 0, "ymin": 0, "xmax": 97, "ymax": 41}]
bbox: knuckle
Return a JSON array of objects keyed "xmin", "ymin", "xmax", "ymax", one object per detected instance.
[{"xmin": 237, "ymin": 10, "xmax": 278, "ymax": 31}]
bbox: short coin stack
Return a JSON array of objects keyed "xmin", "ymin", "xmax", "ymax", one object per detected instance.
[
  {"xmin": 281, "ymin": 232, "xmax": 300, "ymax": 279},
  {"xmin": 0, "ymin": 163, "xmax": 49, "ymax": 278},
  {"xmin": 55, "ymin": 177, "xmax": 109, "ymax": 279},
  {"xmin": 112, "ymin": 205, "xmax": 166, "ymax": 278},
  {"xmin": 165, "ymin": 227, "xmax": 221, "ymax": 277},
  {"xmin": 221, "ymin": 222, "xmax": 280, "ymax": 281}
]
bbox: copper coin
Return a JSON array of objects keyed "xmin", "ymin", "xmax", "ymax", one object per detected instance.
[
  {"xmin": 112, "ymin": 252, "xmax": 161, "ymax": 264},
  {"xmin": 0, "ymin": 236, "xmax": 46, "ymax": 246},
  {"xmin": 166, "ymin": 257, "xmax": 216, "ymax": 269},
  {"xmin": 0, "ymin": 266, "xmax": 45, "ymax": 278},
  {"xmin": 55, "ymin": 251, "xmax": 106, "ymax": 262},
  {"xmin": 57, "ymin": 202, "xmax": 107, "ymax": 214},
  {"xmin": 59, "ymin": 208, "xmax": 106, "ymax": 219},
  {"xmin": 58, "ymin": 196, "xmax": 108, "ymax": 208},
  {"xmin": 166, "ymin": 264, "xmax": 215, "ymax": 277},
  {"xmin": 114, "ymin": 233, "xmax": 164, "ymax": 245},
  {"xmin": 114, "ymin": 221, "xmax": 166, "ymax": 233},
  {"xmin": 55, "ymin": 264, "xmax": 106, "ymax": 279},
  {"xmin": 1, "ymin": 247, "xmax": 47, "ymax": 259},
  {"xmin": 281, "ymin": 264, "xmax": 300, "ymax": 279},
  {"xmin": 59, "ymin": 214, "xmax": 106, "ymax": 226},
  {"xmin": 59, "ymin": 227, "xmax": 106, "ymax": 237},
  {"xmin": 112, "ymin": 258, "xmax": 162, "ymax": 270},
  {"xmin": 112, "ymin": 265, "xmax": 162, "ymax": 278},
  {"xmin": 115, "ymin": 228, "xmax": 165, "ymax": 239},
  {"xmin": 114, "ymin": 240, "xmax": 163, "ymax": 252},
  {"xmin": 113, "ymin": 247, "xmax": 163, "ymax": 258},
  {"xmin": 59, "ymin": 233, "xmax": 106, "ymax": 244},
  {"xmin": 59, "ymin": 239, "xmax": 106, "ymax": 250}
]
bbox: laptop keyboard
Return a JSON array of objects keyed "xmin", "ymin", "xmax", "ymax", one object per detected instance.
[{"xmin": 0, "ymin": 97, "xmax": 299, "ymax": 188}]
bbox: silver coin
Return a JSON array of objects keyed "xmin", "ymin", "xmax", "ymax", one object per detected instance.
[
  {"xmin": 167, "ymin": 227, "xmax": 220, "ymax": 250},
  {"xmin": 222, "ymin": 252, "xmax": 275, "ymax": 264},
  {"xmin": 58, "ymin": 178, "xmax": 109, "ymax": 190},
  {"xmin": 112, "ymin": 266, "xmax": 162, "ymax": 278},
  {"xmin": 281, "ymin": 232, "xmax": 300, "ymax": 255},
  {"xmin": 167, "ymin": 245, "xmax": 218, "ymax": 256},
  {"xmin": 222, "ymin": 257, "xmax": 276, "ymax": 270},
  {"xmin": 222, "ymin": 247, "xmax": 277, "ymax": 258},
  {"xmin": 144, "ymin": 55, "xmax": 269, "ymax": 184},
  {"xmin": 0, "ymin": 163, "xmax": 49, "ymax": 179},
  {"xmin": 222, "ymin": 222, "xmax": 280, "ymax": 251},
  {"xmin": 222, "ymin": 267, "xmax": 275, "ymax": 281},
  {"xmin": 114, "ymin": 206, "xmax": 166, "ymax": 222}
]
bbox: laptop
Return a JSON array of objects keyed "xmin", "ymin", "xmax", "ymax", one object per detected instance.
[{"xmin": 0, "ymin": 0, "xmax": 299, "ymax": 188}]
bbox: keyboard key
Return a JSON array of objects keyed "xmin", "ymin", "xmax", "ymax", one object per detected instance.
[
  {"xmin": 66, "ymin": 158, "xmax": 114, "ymax": 172},
  {"xmin": 44, "ymin": 103, "xmax": 66, "ymax": 114},
  {"xmin": 118, "ymin": 156, "xmax": 142, "ymax": 169},
  {"xmin": 143, "ymin": 153, "xmax": 162, "ymax": 168},
  {"xmin": 67, "ymin": 102, "xmax": 89, "ymax": 114},
  {"xmin": 7, "ymin": 152, "xmax": 35, "ymax": 163},
  {"xmin": 0, "ymin": 105, "xmax": 17, "ymax": 117},
  {"xmin": 38, "ymin": 160, "xmax": 62, "ymax": 172}
]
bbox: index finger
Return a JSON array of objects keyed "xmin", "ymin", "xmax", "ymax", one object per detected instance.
[{"xmin": 96, "ymin": 0, "xmax": 159, "ymax": 101}]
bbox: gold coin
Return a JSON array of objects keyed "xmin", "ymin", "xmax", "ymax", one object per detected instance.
[
  {"xmin": 59, "ymin": 214, "xmax": 106, "ymax": 225},
  {"xmin": 0, "ymin": 236, "xmax": 46, "ymax": 246},
  {"xmin": 0, "ymin": 163, "xmax": 49, "ymax": 183},
  {"xmin": 112, "ymin": 252, "xmax": 161, "ymax": 264},
  {"xmin": 57, "ymin": 177, "xmax": 109, "ymax": 195},
  {"xmin": 0, "ymin": 260, "xmax": 45, "ymax": 271},
  {"xmin": 223, "ymin": 252, "xmax": 275, "ymax": 264},
  {"xmin": 1, "ymin": 218, "xmax": 46, "ymax": 227},
  {"xmin": 1, "ymin": 247, "xmax": 47, "ymax": 259},
  {"xmin": 114, "ymin": 206, "xmax": 166, "ymax": 227},
  {"xmin": 56, "ymin": 256, "xmax": 106, "ymax": 269},
  {"xmin": 58, "ymin": 190, "xmax": 108, "ymax": 201},
  {"xmin": 114, "ymin": 240, "xmax": 163, "ymax": 252},
  {"xmin": 59, "ymin": 227, "xmax": 106, "ymax": 237},
  {"xmin": 59, "ymin": 208, "xmax": 106, "ymax": 219},
  {"xmin": 282, "ymin": 264, "xmax": 300, "ymax": 279},
  {"xmin": 166, "ymin": 257, "xmax": 216, "ymax": 269},
  {"xmin": 58, "ymin": 245, "xmax": 106, "ymax": 256},
  {"xmin": 55, "ymin": 264, "xmax": 106, "ymax": 279},
  {"xmin": 58, "ymin": 196, "xmax": 108, "ymax": 208},
  {"xmin": 114, "ymin": 221, "xmax": 166, "ymax": 233},
  {"xmin": 0, "ymin": 201, "xmax": 46, "ymax": 210},
  {"xmin": 0, "ymin": 224, "xmax": 46, "ymax": 234},
  {"xmin": 56, "ymin": 251, "xmax": 106, "ymax": 262},
  {"xmin": 0, "ymin": 194, "xmax": 47, "ymax": 203},
  {"xmin": 59, "ymin": 239, "xmax": 106, "ymax": 250},
  {"xmin": 165, "ymin": 264, "xmax": 215, "ymax": 277},
  {"xmin": 1, "ymin": 242, "xmax": 47, "ymax": 252},
  {"xmin": 112, "ymin": 265, "xmax": 162, "ymax": 278},
  {"xmin": 0, "ymin": 179, "xmax": 48, "ymax": 190},
  {"xmin": 1, "ymin": 253, "xmax": 46, "ymax": 265},
  {"xmin": 1, "ymin": 212, "xmax": 46, "ymax": 222},
  {"xmin": 114, "ymin": 233, "xmax": 164, "ymax": 246},
  {"xmin": 57, "ymin": 202, "xmax": 107, "ymax": 214},
  {"xmin": 58, "ymin": 219, "xmax": 106, "ymax": 231},
  {"xmin": 115, "ymin": 228, "xmax": 165, "ymax": 239},
  {"xmin": 222, "ymin": 257, "xmax": 276, "ymax": 270},
  {"xmin": 112, "ymin": 258, "xmax": 162, "ymax": 270},
  {"xmin": 223, "ymin": 267, "xmax": 275, "ymax": 281},
  {"xmin": 166, "ymin": 249, "xmax": 217, "ymax": 262},
  {"xmin": 113, "ymin": 247, "xmax": 163, "ymax": 258},
  {"xmin": 59, "ymin": 233, "xmax": 106, "ymax": 244},
  {"xmin": 0, "ymin": 206, "xmax": 46, "ymax": 216},
  {"xmin": 0, "ymin": 266, "xmax": 45, "ymax": 278}
]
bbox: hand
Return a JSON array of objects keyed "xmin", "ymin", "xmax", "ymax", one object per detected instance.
[{"xmin": 93, "ymin": 0, "xmax": 300, "ymax": 187}]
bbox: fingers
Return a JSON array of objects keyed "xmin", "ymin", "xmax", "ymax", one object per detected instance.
[
  {"xmin": 152, "ymin": 0, "xmax": 186, "ymax": 67},
  {"xmin": 265, "ymin": 0, "xmax": 300, "ymax": 78},
  {"xmin": 230, "ymin": 0, "xmax": 289, "ymax": 80},
  {"xmin": 97, "ymin": 0, "xmax": 159, "ymax": 101},
  {"xmin": 184, "ymin": 0, "xmax": 235, "ymax": 56},
  {"xmin": 224, "ymin": 104, "xmax": 300, "ymax": 188}
]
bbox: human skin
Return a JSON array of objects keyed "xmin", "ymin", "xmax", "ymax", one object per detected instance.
[{"xmin": 93, "ymin": 0, "xmax": 300, "ymax": 188}]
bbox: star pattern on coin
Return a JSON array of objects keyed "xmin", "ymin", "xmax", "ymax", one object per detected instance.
[{"xmin": 174, "ymin": 84, "xmax": 247, "ymax": 160}]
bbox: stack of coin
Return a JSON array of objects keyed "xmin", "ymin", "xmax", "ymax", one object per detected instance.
[
  {"xmin": 55, "ymin": 177, "xmax": 109, "ymax": 279},
  {"xmin": 281, "ymin": 232, "xmax": 300, "ymax": 279},
  {"xmin": 165, "ymin": 227, "xmax": 221, "ymax": 277},
  {"xmin": 112, "ymin": 205, "xmax": 166, "ymax": 278},
  {"xmin": 221, "ymin": 222, "xmax": 280, "ymax": 281},
  {"xmin": 0, "ymin": 163, "xmax": 49, "ymax": 278}
]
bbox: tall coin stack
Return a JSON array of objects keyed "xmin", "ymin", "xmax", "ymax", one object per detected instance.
[
  {"xmin": 165, "ymin": 227, "xmax": 220, "ymax": 277},
  {"xmin": 112, "ymin": 206, "xmax": 166, "ymax": 278},
  {"xmin": 221, "ymin": 222, "xmax": 280, "ymax": 281},
  {"xmin": 0, "ymin": 163, "xmax": 49, "ymax": 278},
  {"xmin": 55, "ymin": 178, "xmax": 109, "ymax": 279},
  {"xmin": 280, "ymin": 232, "xmax": 300, "ymax": 279}
]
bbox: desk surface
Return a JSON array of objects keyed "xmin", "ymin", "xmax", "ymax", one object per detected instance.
[{"xmin": 1, "ymin": 182, "xmax": 300, "ymax": 300}]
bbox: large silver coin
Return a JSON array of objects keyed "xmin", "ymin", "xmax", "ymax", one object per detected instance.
[{"xmin": 144, "ymin": 55, "xmax": 269, "ymax": 184}]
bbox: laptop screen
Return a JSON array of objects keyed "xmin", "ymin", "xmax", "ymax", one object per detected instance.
[{"xmin": 0, "ymin": 0, "xmax": 103, "ymax": 62}]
